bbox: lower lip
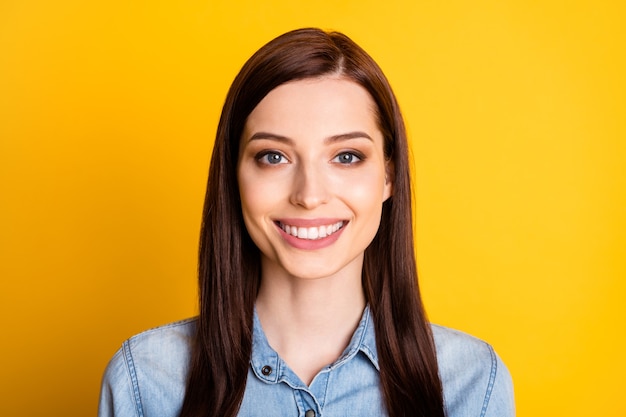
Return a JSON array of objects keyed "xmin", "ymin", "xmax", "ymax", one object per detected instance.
[{"xmin": 275, "ymin": 222, "xmax": 346, "ymax": 250}]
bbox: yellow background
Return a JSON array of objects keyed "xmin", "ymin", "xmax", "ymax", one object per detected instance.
[{"xmin": 1, "ymin": 1, "xmax": 624, "ymax": 416}]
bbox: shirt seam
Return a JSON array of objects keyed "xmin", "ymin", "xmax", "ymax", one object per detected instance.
[
  {"xmin": 128, "ymin": 317, "xmax": 197, "ymax": 342},
  {"xmin": 122, "ymin": 340, "xmax": 144, "ymax": 417},
  {"xmin": 479, "ymin": 343, "xmax": 498, "ymax": 417}
]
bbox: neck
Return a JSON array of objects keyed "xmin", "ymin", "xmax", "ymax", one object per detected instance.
[{"xmin": 255, "ymin": 258, "xmax": 366, "ymax": 385}]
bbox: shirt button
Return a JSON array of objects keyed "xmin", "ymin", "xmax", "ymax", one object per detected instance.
[
  {"xmin": 261, "ymin": 365, "xmax": 272, "ymax": 376},
  {"xmin": 305, "ymin": 410, "xmax": 315, "ymax": 417}
]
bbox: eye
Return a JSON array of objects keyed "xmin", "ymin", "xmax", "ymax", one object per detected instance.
[
  {"xmin": 257, "ymin": 151, "xmax": 288, "ymax": 165},
  {"xmin": 332, "ymin": 151, "xmax": 363, "ymax": 165}
]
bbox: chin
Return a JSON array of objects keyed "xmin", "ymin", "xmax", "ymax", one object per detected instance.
[{"xmin": 285, "ymin": 267, "xmax": 339, "ymax": 281}]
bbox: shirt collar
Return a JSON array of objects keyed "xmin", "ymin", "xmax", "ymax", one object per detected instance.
[{"xmin": 250, "ymin": 305, "xmax": 379, "ymax": 384}]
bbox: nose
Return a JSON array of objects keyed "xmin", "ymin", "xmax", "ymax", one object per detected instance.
[{"xmin": 289, "ymin": 162, "xmax": 329, "ymax": 209}]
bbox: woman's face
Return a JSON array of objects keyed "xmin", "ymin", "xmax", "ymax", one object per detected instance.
[{"xmin": 237, "ymin": 77, "xmax": 393, "ymax": 281}]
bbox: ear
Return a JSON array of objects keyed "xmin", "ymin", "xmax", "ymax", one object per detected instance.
[{"xmin": 383, "ymin": 159, "xmax": 394, "ymax": 202}]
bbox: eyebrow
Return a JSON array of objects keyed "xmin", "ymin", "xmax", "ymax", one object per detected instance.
[{"xmin": 247, "ymin": 131, "xmax": 373, "ymax": 144}]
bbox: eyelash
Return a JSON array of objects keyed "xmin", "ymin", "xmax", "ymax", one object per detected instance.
[
  {"xmin": 254, "ymin": 150, "xmax": 365, "ymax": 166},
  {"xmin": 332, "ymin": 151, "xmax": 364, "ymax": 165},
  {"xmin": 256, "ymin": 150, "xmax": 288, "ymax": 165}
]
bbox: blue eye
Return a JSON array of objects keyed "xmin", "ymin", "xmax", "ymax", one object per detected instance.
[
  {"xmin": 333, "ymin": 152, "xmax": 362, "ymax": 164},
  {"xmin": 258, "ymin": 151, "xmax": 287, "ymax": 165}
]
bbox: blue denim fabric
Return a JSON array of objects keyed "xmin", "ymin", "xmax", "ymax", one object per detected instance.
[{"xmin": 99, "ymin": 306, "xmax": 515, "ymax": 417}]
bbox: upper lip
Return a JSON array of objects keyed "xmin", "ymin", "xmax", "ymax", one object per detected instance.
[{"xmin": 274, "ymin": 218, "xmax": 347, "ymax": 227}]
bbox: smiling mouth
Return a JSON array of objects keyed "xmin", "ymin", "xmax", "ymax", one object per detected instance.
[{"xmin": 276, "ymin": 221, "xmax": 346, "ymax": 240}]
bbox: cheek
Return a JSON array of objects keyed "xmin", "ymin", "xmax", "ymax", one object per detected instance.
[
  {"xmin": 337, "ymin": 167, "xmax": 387, "ymax": 203},
  {"xmin": 239, "ymin": 171, "xmax": 268, "ymax": 210},
  {"xmin": 239, "ymin": 180, "xmax": 278, "ymax": 207},
  {"xmin": 338, "ymin": 174, "xmax": 386, "ymax": 226},
  {"xmin": 238, "ymin": 178, "xmax": 269, "ymax": 251},
  {"xmin": 237, "ymin": 172, "xmax": 259, "ymax": 227},
  {"xmin": 238, "ymin": 169, "xmax": 282, "ymax": 233}
]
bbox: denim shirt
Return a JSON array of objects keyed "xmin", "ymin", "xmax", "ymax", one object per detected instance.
[{"xmin": 99, "ymin": 307, "xmax": 515, "ymax": 417}]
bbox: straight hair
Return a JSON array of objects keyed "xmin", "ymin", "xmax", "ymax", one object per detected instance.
[{"xmin": 179, "ymin": 28, "xmax": 445, "ymax": 417}]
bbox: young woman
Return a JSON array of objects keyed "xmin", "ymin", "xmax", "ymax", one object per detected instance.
[{"xmin": 99, "ymin": 28, "xmax": 515, "ymax": 417}]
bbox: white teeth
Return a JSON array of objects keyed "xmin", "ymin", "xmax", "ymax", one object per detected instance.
[{"xmin": 279, "ymin": 221, "xmax": 344, "ymax": 240}]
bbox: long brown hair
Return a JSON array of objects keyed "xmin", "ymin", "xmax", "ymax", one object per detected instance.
[{"xmin": 179, "ymin": 28, "xmax": 445, "ymax": 417}]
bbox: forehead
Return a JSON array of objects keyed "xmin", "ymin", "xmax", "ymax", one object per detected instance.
[{"xmin": 243, "ymin": 77, "xmax": 380, "ymax": 138}]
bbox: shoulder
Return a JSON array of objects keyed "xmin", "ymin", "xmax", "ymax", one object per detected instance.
[
  {"xmin": 122, "ymin": 317, "xmax": 197, "ymax": 357},
  {"xmin": 98, "ymin": 318, "xmax": 197, "ymax": 417},
  {"xmin": 431, "ymin": 324, "xmax": 515, "ymax": 417},
  {"xmin": 431, "ymin": 324, "xmax": 494, "ymax": 367}
]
